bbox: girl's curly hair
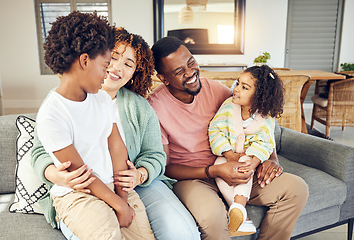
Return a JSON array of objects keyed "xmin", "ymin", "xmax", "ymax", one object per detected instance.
[
  {"xmin": 44, "ymin": 11, "xmax": 116, "ymax": 74},
  {"xmin": 114, "ymin": 28, "xmax": 154, "ymax": 98},
  {"xmin": 243, "ymin": 65, "xmax": 284, "ymax": 118}
]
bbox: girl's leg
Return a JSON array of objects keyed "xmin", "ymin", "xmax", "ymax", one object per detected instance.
[
  {"xmin": 135, "ymin": 180, "xmax": 200, "ymax": 240},
  {"xmin": 214, "ymin": 157, "xmax": 235, "ymax": 206},
  {"xmin": 214, "ymin": 156, "xmax": 255, "ymax": 236},
  {"xmin": 232, "ymin": 155, "xmax": 253, "ymax": 204}
]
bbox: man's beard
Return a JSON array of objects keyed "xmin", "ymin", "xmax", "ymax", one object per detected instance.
[{"xmin": 186, "ymin": 83, "xmax": 202, "ymax": 96}]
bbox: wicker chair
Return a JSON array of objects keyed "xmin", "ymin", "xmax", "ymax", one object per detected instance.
[
  {"xmin": 276, "ymin": 75, "xmax": 310, "ymax": 132},
  {"xmin": 310, "ymin": 78, "xmax": 354, "ymax": 137},
  {"xmin": 199, "ymin": 69, "xmax": 240, "ymax": 88}
]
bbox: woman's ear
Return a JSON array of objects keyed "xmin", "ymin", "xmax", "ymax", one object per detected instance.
[
  {"xmin": 157, "ymin": 73, "xmax": 169, "ymax": 86},
  {"xmin": 79, "ymin": 53, "xmax": 89, "ymax": 69}
]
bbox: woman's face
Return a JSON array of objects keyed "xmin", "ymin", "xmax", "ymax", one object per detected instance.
[{"xmin": 102, "ymin": 44, "xmax": 137, "ymax": 96}]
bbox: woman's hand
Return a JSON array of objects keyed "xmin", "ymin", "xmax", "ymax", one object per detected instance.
[
  {"xmin": 256, "ymin": 159, "xmax": 283, "ymax": 188},
  {"xmin": 114, "ymin": 161, "xmax": 141, "ymax": 192},
  {"xmin": 45, "ymin": 162, "xmax": 96, "ymax": 193}
]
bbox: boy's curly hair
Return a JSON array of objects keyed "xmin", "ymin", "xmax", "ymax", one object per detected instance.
[
  {"xmin": 114, "ymin": 28, "xmax": 154, "ymax": 97},
  {"xmin": 243, "ymin": 65, "xmax": 284, "ymax": 118},
  {"xmin": 44, "ymin": 11, "xmax": 116, "ymax": 74}
]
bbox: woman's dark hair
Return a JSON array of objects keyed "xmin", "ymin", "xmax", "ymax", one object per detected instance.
[
  {"xmin": 151, "ymin": 36, "xmax": 185, "ymax": 74},
  {"xmin": 243, "ymin": 65, "xmax": 284, "ymax": 118},
  {"xmin": 115, "ymin": 27, "xmax": 154, "ymax": 98},
  {"xmin": 44, "ymin": 11, "xmax": 116, "ymax": 74}
]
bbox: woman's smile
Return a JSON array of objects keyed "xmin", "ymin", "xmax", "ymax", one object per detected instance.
[{"xmin": 107, "ymin": 71, "xmax": 121, "ymax": 81}]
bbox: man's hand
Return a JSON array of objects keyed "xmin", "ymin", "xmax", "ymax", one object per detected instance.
[
  {"xmin": 256, "ymin": 159, "xmax": 283, "ymax": 188},
  {"xmin": 115, "ymin": 202, "xmax": 135, "ymax": 228},
  {"xmin": 210, "ymin": 161, "xmax": 254, "ymax": 186}
]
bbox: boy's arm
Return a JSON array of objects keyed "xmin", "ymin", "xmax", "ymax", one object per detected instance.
[
  {"xmin": 52, "ymin": 144, "xmax": 129, "ymax": 215},
  {"xmin": 108, "ymin": 123, "xmax": 129, "ymax": 201}
]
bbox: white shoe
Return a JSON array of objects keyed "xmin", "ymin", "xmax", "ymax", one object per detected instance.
[
  {"xmin": 228, "ymin": 203, "xmax": 247, "ymax": 235},
  {"xmin": 231, "ymin": 220, "xmax": 257, "ymax": 236}
]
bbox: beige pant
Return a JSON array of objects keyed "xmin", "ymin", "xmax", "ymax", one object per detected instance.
[
  {"xmin": 52, "ymin": 184, "xmax": 155, "ymax": 240},
  {"xmin": 173, "ymin": 172, "xmax": 309, "ymax": 240}
]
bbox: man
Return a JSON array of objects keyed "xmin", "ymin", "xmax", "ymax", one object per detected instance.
[{"xmin": 148, "ymin": 36, "xmax": 309, "ymax": 240}]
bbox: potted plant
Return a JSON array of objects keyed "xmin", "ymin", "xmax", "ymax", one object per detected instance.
[
  {"xmin": 339, "ymin": 63, "xmax": 354, "ymax": 77},
  {"xmin": 254, "ymin": 52, "xmax": 271, "ymax": 66},
  {"xmin": 340, "ymin": 63, "xmax": 354, "ymax": 71}
]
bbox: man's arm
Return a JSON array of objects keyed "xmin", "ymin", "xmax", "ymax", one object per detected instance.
[{"xmin": 163, "ymin": 145, "xmax": 253, "ymax": 186}]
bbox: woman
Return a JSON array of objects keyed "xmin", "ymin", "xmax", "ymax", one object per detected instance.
[{"xmin": 31, "ymin": 27, "xmax": 200, "ymax": 240}]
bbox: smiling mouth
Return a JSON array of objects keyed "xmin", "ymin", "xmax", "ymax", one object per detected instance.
[
  {"xmin": 185, "ymin": 73, "xmax": 198, "ymax": 85},
  {"xmin": 107, "ymin": 71, "xmax": 121, "ymax": 80}
]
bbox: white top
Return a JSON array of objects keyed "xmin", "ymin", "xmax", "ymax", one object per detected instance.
[
  {"xmin": 37, "ymin": 90, "xmax": 117, "ymax": 196},
  {"xmin": 113, "ymin": 98, "xmax": 126, "ymax": 144}
]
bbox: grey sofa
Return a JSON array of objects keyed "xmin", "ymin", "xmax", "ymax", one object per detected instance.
[{"xmin": 0, "ymin": 113, "xmax": 353, "ymax": 240}]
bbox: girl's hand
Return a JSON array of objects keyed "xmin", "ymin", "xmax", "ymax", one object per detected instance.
[
  {"xmin": 48, "ymin": 161, "xmax": 96, "ymax": 193},
  {"xmin": 223, "ymin": 150, "xmax": 246, "ymax": 162},
  {"xmin": 114, "ymin": 161, "xmax": 140, "ymax": 192},
  {"xmin": 238, "ymin": 157, "xmax": 261, "ymax": 173}
]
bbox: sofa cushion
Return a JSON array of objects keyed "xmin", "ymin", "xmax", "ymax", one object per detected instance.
[
  {"xmin": 279, "ymin": 156, "xmax": 346, "ymax": 215},
  {"xmin": 0, "ymin": 114, "xmax": 23, "ymax": 194},
  {"xmin": 0, "ymin": 194, "xmax": 65, "ymax": 240},
  {"xmin": 9, "ymin": 115, "xmax": 48, "ymax": 214}
]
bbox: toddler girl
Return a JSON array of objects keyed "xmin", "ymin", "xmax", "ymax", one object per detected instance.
[{"xmin": 209, "ymin": 65, "xmax": 284, "ymax": 236}]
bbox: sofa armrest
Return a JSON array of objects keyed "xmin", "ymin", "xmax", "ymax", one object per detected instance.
[{"xmin": 278, "ymin": 127, "xmax": 354, "ymax": 184}]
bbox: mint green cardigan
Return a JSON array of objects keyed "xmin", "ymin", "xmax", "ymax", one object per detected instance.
[{"xmin": 31, "ymin": 87, "xmax": 173, "ymax": 228}]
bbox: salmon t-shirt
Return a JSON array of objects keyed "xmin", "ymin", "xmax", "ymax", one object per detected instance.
[{"xmin": 148, "ymin": 77, "xmax": 231, "ymax": 167}]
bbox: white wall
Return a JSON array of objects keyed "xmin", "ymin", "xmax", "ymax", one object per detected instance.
[
  {"xmin": 339, "ymin": 0, "xmax": 354, "ymax": 69},
  {"xmin": 0, "ymin": 0, "xmax": 353, "ymax": 110}
]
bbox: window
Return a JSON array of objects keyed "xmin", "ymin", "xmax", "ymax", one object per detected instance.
[{"xmin": 34, "ymin": 0, "xmax": 112, "ymax": 74}]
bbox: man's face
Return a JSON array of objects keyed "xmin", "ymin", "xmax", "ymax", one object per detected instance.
[{"xmin": 159, "ymin": 45, "xmax": 201, "ymax": 97}]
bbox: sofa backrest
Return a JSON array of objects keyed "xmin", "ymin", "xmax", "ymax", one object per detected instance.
[
  {"xmin": 0, "ymin": 113, "xmax": 36, "ymax": 194},
  {"xmin": 274, "ymin": 120, "xmax": 281, "ymax": 153}
]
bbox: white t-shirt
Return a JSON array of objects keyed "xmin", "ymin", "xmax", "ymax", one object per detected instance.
[
  {"xmin": 113, "ymin": 98, "xmax": 126, "ymax": 144},
  {"xmin": 37, "ymin": 90, "xmax": 117, "ymax": 196}
]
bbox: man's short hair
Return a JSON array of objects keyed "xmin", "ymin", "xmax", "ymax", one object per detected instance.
[
  {"xmin": 151, "ymin": 36, "xmax": 186, "ymax": 74},
  {"xmin": 44, "ymin": 11, "xmax": 116, "ymax": 74}
]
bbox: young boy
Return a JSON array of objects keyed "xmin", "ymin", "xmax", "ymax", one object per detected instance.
[{"xmin": 36, "ymin": 11, "xmax": 154, "ymax": 239}]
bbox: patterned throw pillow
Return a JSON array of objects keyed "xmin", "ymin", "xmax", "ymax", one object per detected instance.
[{"xmin": 9, "ymin": 115, "xmax": 48, "ymax": 214}]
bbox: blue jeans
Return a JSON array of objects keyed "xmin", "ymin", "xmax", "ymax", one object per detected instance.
[
  {"xmin": 60, "ymin": 180, "xmax": 200, "ymax": 240},
  {"xmin": 135, "ymin": 180, "xmax": 200, "ymax": 240}
]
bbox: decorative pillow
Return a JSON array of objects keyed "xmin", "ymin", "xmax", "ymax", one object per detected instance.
[{"xmin": 9, "ymin": 115, "xmax": 48, "ymax": 214}]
